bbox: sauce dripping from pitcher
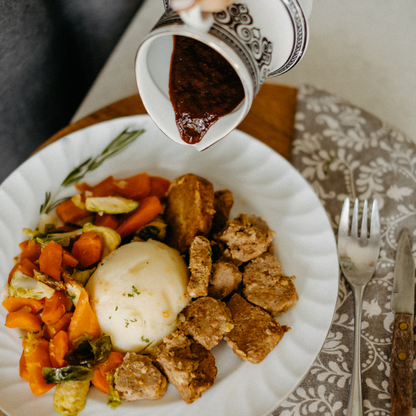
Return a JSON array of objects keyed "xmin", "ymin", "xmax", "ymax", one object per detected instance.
[{"xmin": 169, "ymin": 36, "xmax": 245, "ymax": 144}]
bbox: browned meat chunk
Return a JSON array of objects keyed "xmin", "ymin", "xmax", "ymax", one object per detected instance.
[
  {"xmin": 114, "ymin": 352, "xmax": 167, "ymax": 401},
  {"xmin": 187, "ymin": 236, "xmax": 212, "ymax": 297},
  {"xmin": 178, "ymin": 297, "xmax": 234, "ymax": 350},
  {"xmin": 208, "ymin": 260, "xmax": 242, "ymax": 299},
  {"xmin": 217, "ymin": 214, "xmax": 275, "ymax": 263},
  {"xmin": 243, "ymin": 253, "xmax": 298, "ymax": 316},
  {"xmin": 225, "ymin": 293, "xmax": 288, "ymax": 364},
  {"xmin": 164, "ymin": 174, "xmax": 215, "ymax": 253},
  {"xmin": 153, "ymin": 331, "xmax": 217, "ymax": 404},
  {"xmin": 211, "ymin": 189, "xmax": 234, "ymax": 234}
]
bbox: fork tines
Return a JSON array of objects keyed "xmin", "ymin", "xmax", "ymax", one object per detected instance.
[{"xmin": 340, "ymin": 197, "xmax": 380, "ymax": 239}]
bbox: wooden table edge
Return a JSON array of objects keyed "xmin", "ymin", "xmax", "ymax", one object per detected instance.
[{"xmin": 36, "ymin": 84, "xmax": 298, "ymax": 160}]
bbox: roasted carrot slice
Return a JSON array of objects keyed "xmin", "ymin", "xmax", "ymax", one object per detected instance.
[
  {"xmin": 76, "ymin": 176, "xmax": 117, "ymax": 197},
  {"xmin": 92, "ymin": 367, "xmax": 109, "ymax": 394},
  {"xmin": 92, "ymin": 351, "xmax": 125, "ymax": 394},
  {"xmin": 71, "ymin": 231, "xmax": 104, "ymax": 268},
  {"xmin": 49, "ymin": 330, "xmax": 69, "ymax": 368},
  {"xmin": 2, "ymin": 297, "xmax": 45, "ymax": 314},
  {"xmin": 39, "ymin": 240, "xmax": 63, "ymax": 281},
  {"xmin": 56, "ymin": 198, "xmax": 91, "ymax": 224},
  {"xmin": 44, "ymin": 312, "xmax": 73, "ymax": 340},
  {"xmin": 19, "ymin": 240, "xmax": 42, "ymax": 263},
  {"xmin": 94, "ymin": 213, "xmax": 118, "ymax": 230},
  {"xmin": 8, "ymin": 258, "xmax": 39, "ymax": 284},
  {"xmin": 114, "ymin": 172, "xmax": 151, "ymax": 200},
  {"xmin": 116, "ymin": 196, "xmax": 163, "ymax": 239},
  {"xmin": 67, "ymin": 288, "xmax": 100, "ymax": 346},
  {"xmin": 5, "ymin": 306, "xmax": 43, "ymax": 332},
  {"xmin": 42, "ymin": 290, "xmax": 67, "ymax": 325},
  {"xmin": 62, "ymin": 249, "xmax": 79, "ymax": 267},
  {"xmin": 23, "ymin": 337, "xmax": 56, "ymax": 395},
  {"xmin": 148, "ymin": 176, "xmax": 171, "ymax": 200},
  {"xmin": 19, "ymin": 349, "xmax": 30, "ymax": 382}
]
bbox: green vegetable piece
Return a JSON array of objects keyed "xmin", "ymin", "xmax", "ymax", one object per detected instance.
[
  {"xmin": 43, "ymin": 366, "xmax": 94, "ymax": 383},
  {"xmin": 90, "ymin": 336, "xmax": 113, "ymax": 365},
  {"xmin": 85, "ymin": 196, "xmax": 139, "ymax": 214},
  {"xmin": 9, "ymin": 271, "xmax": 55, "ymax": 300},
  {"xmin": 70, "ymin": 268, "xmax": 95, "ymax": 286},
  {"xmin": 64, "ymin": 335, "xmax": 112, "ymax": 368},
  {"xmin": 53, "ymin": 380, "xmax": 90, "ymax": 416},
  {"xmin": 107, "ymin": 373, "xmax": 122, "ymax": 409},
  {"xmin": 138, "ymin": 225, "xmax": 161, "ymax": 241},
  {"xmin": 137, "ymin": 218, "xmax": 167, "ymax": 241}
]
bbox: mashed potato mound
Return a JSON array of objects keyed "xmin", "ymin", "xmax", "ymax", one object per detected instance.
[{"xmin": 86, "ymin": 240, "xmax": 190, "ymax": 352}]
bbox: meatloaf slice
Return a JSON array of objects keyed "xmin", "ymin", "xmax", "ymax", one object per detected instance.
[
  {"xmin": 208, "ymin": 260, "xmax": 242, "ymax": 300},
  {"xmin": 114, "ymin": 352, "xmax": 167, "ymax": 401},
  {"xmin": 217, "ymin": 214, "xmax": 275, "ymax": 263},
  {"xmin": 164, "ymin": 174, "xmax": 215, "ymax": 253},
  {"xmin": 188, "ymin": 236, "xmax": 212, "ymax": 297},
  {"xmin": 153, "ymin": 331, "xmax": 217, "ymax": 404},
  {"xmin": 211, "ymin": 189, "xmax": 234, "ymax": 235},
  {"xmin": 178, "ymin": 297, "xmax": 234, "ymax": 350},
  {"xmin": 225, "ymin": 293, "xmax": 288, "ymax": 364},
  {"xmin": 243, "ymin": 252, "xmax": 298, "ymax": 316}
]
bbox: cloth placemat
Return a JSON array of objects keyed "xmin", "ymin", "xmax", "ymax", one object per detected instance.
[{"xmin": 271, "ymin": 84, "xmax": 416, "ymax": 416}]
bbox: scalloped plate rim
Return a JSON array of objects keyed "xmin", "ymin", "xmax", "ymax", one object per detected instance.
[{"xmin": 0, "ymin": 115, "xmax": 339, "ymax": 416}]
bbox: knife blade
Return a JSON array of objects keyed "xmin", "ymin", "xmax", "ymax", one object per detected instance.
[{"xmin": 390, "ymin": 228, "xmax": 415, "ymax": 416}]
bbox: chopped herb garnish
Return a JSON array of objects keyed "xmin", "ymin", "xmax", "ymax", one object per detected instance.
[
  {"xmin": 109, "ymin": 316, "xmax": 111, "ymax": 319},
  {"xmin": 127, "ymin": 286, "xmax": 140, "ymax": 297},
  {"xmin": 115, "ymin": 306, "xmax": 118, "ymax": 311},
  {"xmin": 132, "ymin": 286, "xmax": 140, "ymax": 295},
  {"xmin": 141, "ymin": 336, "xmax": 149, "ymax": 343}
]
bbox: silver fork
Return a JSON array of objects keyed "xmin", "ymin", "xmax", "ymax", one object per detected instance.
[{"xmin": 338, "ymin": 197, "xmax": 381, "ymax": 416}]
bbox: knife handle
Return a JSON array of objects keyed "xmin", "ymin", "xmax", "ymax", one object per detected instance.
[{"xmin": 390, "ymin": 313, "xmax": 413, "ymax": 416}]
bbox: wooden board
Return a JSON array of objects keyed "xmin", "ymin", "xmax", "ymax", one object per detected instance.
[{"xmin": 37, "ymin": 83, "xmax": 297, "ymax": 160}]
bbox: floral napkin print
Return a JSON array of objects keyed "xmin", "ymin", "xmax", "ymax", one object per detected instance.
[{"xmin": 271, "ymin": 85, "xmax": 416, "ymax": 416}]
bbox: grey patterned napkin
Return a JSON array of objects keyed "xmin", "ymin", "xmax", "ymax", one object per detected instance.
[{"xmin": 271, "ymin": 85, "xmax": 416, "ymax": 416}]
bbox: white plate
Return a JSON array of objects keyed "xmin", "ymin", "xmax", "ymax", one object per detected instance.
[{"xmin": 0, "ymin": 115, "xmax": 338, "ymax": 416}]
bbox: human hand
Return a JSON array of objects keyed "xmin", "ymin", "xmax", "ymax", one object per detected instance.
[{"xmin": 170, "ymin": 0, "xmax": 235, "ymax": 13}]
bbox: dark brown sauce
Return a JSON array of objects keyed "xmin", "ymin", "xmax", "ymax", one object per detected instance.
[{"xmin": 169, "ymin": 36, "xmax": 245, "ymax": 144}]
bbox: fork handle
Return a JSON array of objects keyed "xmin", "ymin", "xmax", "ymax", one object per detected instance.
[
  {"xmin": 347, "ymin": 285, "xmax": 365, "ymax": 416},
  {"xmin": 390, "ymin": 313, "xmax": 413, "ymax": 416}
]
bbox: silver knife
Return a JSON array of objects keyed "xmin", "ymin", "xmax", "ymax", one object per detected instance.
[{"xmin": 390, "ymin": 228, "xmax": 415, "ymax": 416}]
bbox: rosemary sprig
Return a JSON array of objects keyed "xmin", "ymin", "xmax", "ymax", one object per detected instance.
[{"xmin": 40, "ymin": 128, "xmax": 145, "ymax": 214}]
